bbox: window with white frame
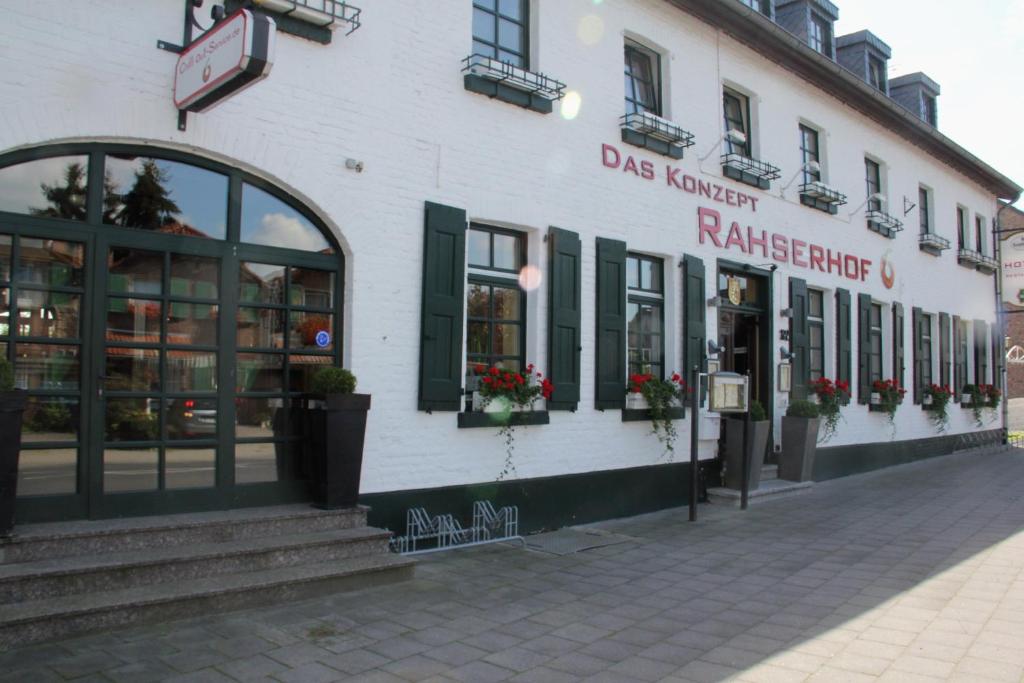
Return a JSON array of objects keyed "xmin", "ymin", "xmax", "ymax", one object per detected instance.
[
  {"xmin": 808, "ymin": 13, "xmax": 832, "ymax": 56},
  {"xmin": 957, "ymin": 206, "xmax": 969, "ymax": 250},
  {"xmin": 809, "ymin": 289, "xmax": 825, "ymax": 382},
  {"xmin": 626, "ymin": 253, "xmax": 664, "ymax": 378},
  {"xmin": 624, "ymin": 40, "xmax": 660, "ymax": 116},
  {"xmin": 723, "ymin": 89, "xmax": 751, "ymax": 157},
  {"xmin": 919, "ymin": 186, "xmax": 931, "ymax": 234},
  {"xmin": 865, "ymin": 158, "xmax": 882, "ymax": 212},
  {"xmin": 800, "ymin": 125, "xmax": 821, "ymax": 185}
]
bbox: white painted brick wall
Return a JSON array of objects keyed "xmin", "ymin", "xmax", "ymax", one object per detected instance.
[{"xmin": 0, "ymin": 0, "xmax": 1004, "ymax": 494}]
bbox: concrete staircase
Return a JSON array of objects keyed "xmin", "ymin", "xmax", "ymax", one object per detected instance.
[
  {"xmin": 0, "ymin": 505, "xmax": 414, "ymax": 649},
  {"xmin": 707, "ymin": 463, "xmax": 813, "ymax": 506}
]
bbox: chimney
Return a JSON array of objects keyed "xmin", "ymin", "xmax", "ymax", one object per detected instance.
[
  {"xmin": 890, "ymin": 72, "xmax": 941, "ymax": 127},
  {"xmin": 836, "ymin": 30, "xmax": 892, "ymax": 94},
  {"xmin": 775, "ymin": 0, "xmax": 840, "ymax": 60}
]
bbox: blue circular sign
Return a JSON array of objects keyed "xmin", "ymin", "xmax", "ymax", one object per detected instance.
[{"xmin": 314, "ymin": 330, "xmax": 331, "ymax": 348}]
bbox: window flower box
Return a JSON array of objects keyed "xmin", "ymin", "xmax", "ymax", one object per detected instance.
[
  {"xmin": 472, "ymin": 391, "xmax": 544, "ymax": 414},
  {"xmin": 462, "ymin": 54, "xmax": 566, "ymax": 114},
  {"xmin": 619, "ymin": 111, "xmax": 695, "ymax": 159},
  {"xmin": 799, "ymin": 181, "xmax": 848, "ymax": 215}
]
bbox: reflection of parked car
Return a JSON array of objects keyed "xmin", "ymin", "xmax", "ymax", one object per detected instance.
[{"xmin": 167, "ymin": 398, "xmax": 216, "ymax": 439}]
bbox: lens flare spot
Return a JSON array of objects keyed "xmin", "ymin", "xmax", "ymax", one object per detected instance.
[
  {"xmin": 518, "ymin": 265, "xmax": 542, "ymax": 291},
  {"xmin": 560, "ymin": 90, "xmax": 582, "ymax": 120},
  {"xmin": 577, "ymin": 14, "xmax": 604, "ymax": 45}
]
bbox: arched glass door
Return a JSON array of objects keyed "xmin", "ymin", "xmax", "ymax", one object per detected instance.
[{"xmin": 0, "ymin": 145, "xmax": 343, "ymax": 521}]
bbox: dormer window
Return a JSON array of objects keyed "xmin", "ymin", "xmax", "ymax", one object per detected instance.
[
  {"xmin": 809, "ymin": 13, "xmax": 832, "ymax": 56},
  {"xmin": 868, "ymin": 56, "xmax": 886, "ymax": 92},
  {"xmin": 739, "ymin": 0, "xmax": 772, "ymax": 16},
  {"xmin": 923, "ymin": 94, "xmax": 937, "ymax": 126}
]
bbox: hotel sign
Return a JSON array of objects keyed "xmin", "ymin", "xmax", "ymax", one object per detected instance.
[
  {"xmin": 1001, "ymin": 232, "xmax": 1024, "ymax": 307},
  {"xmin": 173, "ymin": 9, "xmax": 276, "ymax": 113}
]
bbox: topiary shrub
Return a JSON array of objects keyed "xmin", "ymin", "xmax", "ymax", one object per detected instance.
[
  {"xmin": 750, "ymin": 399, "xmax": 767, "ymax": 422},
  {"xmin": 310, "ymin": 367, "xmax": 357, "ymax": 395},
  {"xmin": 786, "ymin": 399, "xmax": 820, "ymax": 419},
  {"xmin": 0, "ymin": 357, "xmax": 13, "ymax": 393}
]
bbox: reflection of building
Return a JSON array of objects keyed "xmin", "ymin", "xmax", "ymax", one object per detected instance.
[{"xmin": 0, "ymin": 1, "xmax": 1020, "ymax": 538}]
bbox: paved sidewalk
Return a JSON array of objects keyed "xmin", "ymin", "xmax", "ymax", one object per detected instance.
[{"xmin": 3, "ymin": 447, "xmax": 1023, "ymax": 682}]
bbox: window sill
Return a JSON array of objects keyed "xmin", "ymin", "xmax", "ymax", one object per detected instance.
[
  {"xmin": 622, "ymin": 407, "xmax": 686, "ymax": 422},
  {"xmin": 457, "ymin": 411, "xmax": 550, "ymax": 429}
]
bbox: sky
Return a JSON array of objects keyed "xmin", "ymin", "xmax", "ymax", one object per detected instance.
[{"xmin": 833, "ymin": 0, "xmax": 1024, "ymax": 205}]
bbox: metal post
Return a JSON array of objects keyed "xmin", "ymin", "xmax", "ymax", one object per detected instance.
[
  {"xmin": 689, "ymin": 364, "xmax": 700, "ymax": 522},
  {"xmin": 740, "ymin": 410, "xmax": 750, "ymax": 510}
]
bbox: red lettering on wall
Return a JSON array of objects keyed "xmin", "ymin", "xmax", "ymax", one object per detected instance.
[
  {"xmin": 748, "ymin": 228, "xmax": 768, "ymax": 258},
  {"xmin": 623, "ymin": 156, "xmax": 639, "ymax": 175},
  {"xmin": 725, "ymin": 222, "xmax": 748, "ymax": 253},
  {"xmin": 844, "ymin": 255, "xmax": 859, "ymax": 280},
  {"xmin": 772, "ymin": 234, "xmax": 789, "ymax": 263},
  {"xmin": 809, "ymin": 245, "xmax": 825, "ymax": 272},
  {"xmin": 698, "ymin": 207, "xmax": 723, "ymax": 247},
  {"xmin": 640, "ymin": 160, "xmax": 655, "ymax": 180},
  {"xmin": 827, "ymin": 249, "xmax": 842, "ymax": 274},
  {"xmin": 792, "ymin": 239, "xmax": 808, "ymax": 267},
  {"xmin": 666, "ymin": 166, "xmax": 683, "ymax": 189},
  {"xmin": 602, "ymin": 144, "xmax": 620, "ymax": 168},
  {"xmin": 859, "ymin": 259, "xmax": 872, "ymax": 282}
]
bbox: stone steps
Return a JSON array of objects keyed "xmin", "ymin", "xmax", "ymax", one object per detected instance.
[
  {"xmin": 0, "ymin": 505, "xmax": 414, "ymax": 649},
  {"xmin": 707, "ymin": 478, "xmax": 813, "ymax": 507}
]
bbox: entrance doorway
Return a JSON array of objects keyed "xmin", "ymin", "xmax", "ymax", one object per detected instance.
[
  {"xmin": 715, "ymin": 268, "xmax": 771, "ymax": 408},
  {"xmin": 0, "ymin": 144, "xmax": 344, "ymax": 522}
]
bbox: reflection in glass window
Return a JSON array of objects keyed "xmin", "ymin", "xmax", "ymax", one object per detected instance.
[
  {"xmin": 809, "ymin": 289, "xmax": 824, "ymax": 382},
  {"xmin": 18, "ymin": 238, "xmax": 85, "ymax": 287},
  {"xmin": 15, "ymin": 343, "xmax": 80, "ymax": 391},
  {"xmin": 16, "ymin": 290, "xmax": 80, "ymax": 340},
  {"xmin": 627, "ymin": 254, "xmax": 664, "ymax": 378},
  {"xmin": 17, "ymin": 448, "xmax": 77, "ymax": 496},
  {"xmin": 108, "ymin": 248, "xmax": 162, "ymax": 295},
  {"xmin": 0, "ymin": 156, "xmax": 89, "ymax": 219},
  {"xmin": 104, "ymin": 156, "xmax": 228, "ymax": 239},
  {"xmin": 23, "ymin": 397, "xmax": 80, "ymax": 443},
  {"xmin": 240, "ymin": 184, "xmax": 332, "ymax": 254},
  {"xmin": 290, "ymin": 268, "xmax": 334, "ymax": 308},
  {"xmin": 0, "ymin": 234, "xmax": 10, "ymax": 281}
]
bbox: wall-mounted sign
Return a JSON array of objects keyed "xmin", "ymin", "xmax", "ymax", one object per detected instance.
[
  {"xmin": 173, "ymin": 9, "xmax": 276, "ymax": 113},
  {"xmin": 1002, "ymin": 232, "xmax": 1024, "ymax": 307},
  {"xmin": 314, "ymin": 330, "xmax": 332, "ymax": 348},
  {"xmin": 726, "ymin": 276, "xmax": 742, "ymax": 305}
]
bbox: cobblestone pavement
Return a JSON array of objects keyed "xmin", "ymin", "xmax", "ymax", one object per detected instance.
[{"xmin": 3, "ymin": 447, "xmax": 1023, "ymax": 682}]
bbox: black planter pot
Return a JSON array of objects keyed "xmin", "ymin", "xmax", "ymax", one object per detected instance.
[
  {"xmin": 304, "ymin": 393, "xmax": 371, "ymax": 510},
  {"xmin": 0, "ymin": 390, "xmax": 28, "ymax": 538},
  {"xmin": 723, "ymin": 417, "xmax": 770, "ymax": 491},
  {"xmin": 780, "ymin": 416, "xmax": 820, "ymax": 482}
]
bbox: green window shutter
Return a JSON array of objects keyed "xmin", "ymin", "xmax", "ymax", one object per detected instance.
[
  {"xmin": 788, "ymin": 277, "xmax": 809, "ymax": 399},
  {"xmin": 893, "ymin": 302, "xmax": 905, "ymax": 389},
  {"xmin": 418, "ymin": 201, "xmax": 467, "ymax": 412},
  {"xmin": 595, "ymin": 237, "xmax": 627, "ymax": 409},
  {"xmin": 953, "ymin": 315, "xmax": 965, "ymax": 394},
  {"xmin": 992, "ymin": 321, "xmax": 1003, "ymax": 393},
  {"xmin": 939, "ymin": 313, "xmax": 951, "ymax": 388},
  {"xmin": 975, "ymin": 319, "xmax": 988, "ymax": 384},
  {"xmin": 683, "ymin": 255, "xmax": 706, "ymax": 409},
  {"xmin": 912, "ymin": 307, "xmax": 923, "ymax": 405},
  {"xmin": 547, "ymin": 226, "xmax": 582, "ymax": 410},
  {"xmin": 836, "ymin": 288, "xmax": 852, "ymax": 388},
  {"xmin": 857, "ymin": 293, "xmax": 872, "ymax": 404}
]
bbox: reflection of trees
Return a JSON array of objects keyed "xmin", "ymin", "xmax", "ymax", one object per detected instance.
[
  {"xmin": 115, "ymin": 160, "xmax": 181, "ymax": 230},
  {"xmin": 30, "ymin": 163, "xmax": 87, "ymax": 220}
]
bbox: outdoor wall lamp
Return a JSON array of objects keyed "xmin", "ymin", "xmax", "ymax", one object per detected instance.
[
  {"xmin": 707, "ymin": 339, "xmax": 723, "ymax": 357},
  {"xmin": 780, "ymin": 347, "xmax": 796, "ymax": 361},
  {"xmin": 698, "ymin": 129, "xmax": 748, "ymax": 162},
  {"xmin": 780, "ymin": 161, "xmax": 821, "ymax": 195}
]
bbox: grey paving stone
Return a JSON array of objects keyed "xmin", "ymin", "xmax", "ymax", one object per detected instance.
[
  {"xmin": 319, "ymin": 647, "xmax": 391, "ymax": 675},
  {"xmin": 163, "ymin": 669, "xmax": 237, "ymax": 683},
  {"xmin": 215, "ymin": 653, "xmax": 289, "ymax": 681},
  {"xmin": 274, "ymin": 661, "xmax": 347, "ymax": 683}
]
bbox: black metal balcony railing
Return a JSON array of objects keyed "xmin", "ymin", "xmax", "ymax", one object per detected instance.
[
  {"xmin": 720, "ymin": 153, "xmax": 782, "ymax": 180},
  {"xmin": 799, "ymin": 181, "xmax": 848, "ymax": 206},
  {"xmin": 620, "ymin": 112, "xmax": 695, "ymax": 149},
  {"xmin": 462, "ymin": 54, "xmax": 566, "ymax": 101},
  {"xmin": 918, "ymin": 232, "xmax": 951, "ymax": 256},
  {"xmin": 865, "ymin": 209, "xmax": 904, "ymax": 238}
]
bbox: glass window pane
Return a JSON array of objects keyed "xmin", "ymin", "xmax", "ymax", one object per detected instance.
[
  {"xmin": 104, "ymin": 156, "xmax": 228, "ymax": 239},
  {"xmin": 241, "ymin": 183, "xmax": 332, "ymax": 254},
  {"xmin": 105, "ymin": 399, "xmax": 159, "ymax": 442},
  {"xmin": 493, "ymin": 233, "xmax": 519, "ymax": 270},
  {"xmin": 237, "ymin": 307, "xmax": 285, "ymax": 349},
  {"xmin": 16, "ymin": 290, "xmax": 80, "ymax": 339},
  {"xmin": 498, "ymin": 0, "xmax": 522, "ymax": 20},
  {"xmin": 473, "ymin": 40, "xmax": 495, "ymax": 59},
  {"xmin": 626, "ymin": 257, "xmax": 639, "ymax": 289},
  {"xmin": 167, "ymin": 303, "xmax": 218, "ymax": 346},
  {"xmin": 166, "ymin": 351, "xmax": 217, "ymax": 392},
  {"xmin": 170, "ymin": 255, "xmax": 219, "ymax": 299},
  {"xmin": 107, "ymin": 298, "xmax": 161, "ymax": 344},
  {"xmin": 498, "ymin": 50, "xmax": 523, "ymax": 67},
  {"xmin": 165, "ymin": 446, "xmax": 215, "ymax": 489},
  {"xmin": 0, "ymin": 156, "xmax": 89, "ymax": 219},
  {"xmin": 810, "ymin": 325, "xmax": 823, "ymax": 348},
  {"xmin": 234, "ymin": 441, "xmax": 280, "ymax": 484},
  {"xmin": 475, "ymin": 0, "xmax": 496, "ymax": 9},
  {"xmin": 17, "ymin": 447, "xmax": 77, "ymax": 497},
  {"xmin": 0, "ymin": 235, "xmax": 10, "ymax": 281},
  {"xmin": 235, "ymin": 397, "xmax": 287, "ymax": 439},
  {"xmin": 468, "ymin": 230, "xmax": 490, "ymax": 268},
  {"xmin": 104, "ymin": 448, "xmax": 158, "ymax": 492},
  {"xmin": 240, "ymin": 262, "xmax": 285, "ymax": 304},
  {"xmin": 108, "ymin": 247, "xmax": 162, "ymax": 295},
  {"xmin": 473, "ymin": 7, "xmax": 495, "ymax": 43},
  {"xmin": 166, "ymin": 398, "xmax": 217, "ymax": 441},
  {"xmin": 237, "ymin": 353, "xmax": 284, "ymax": 393},
  {"xmin": 23, "ymin": 397, "xmax": 79, "ymax": 443},
  {"xmin": 288, "ymin": 355, "xmax": 332, "ymax": 393},
  {"xmin": 467, "ymin": 283, "xmax": 489, "ymax": 318},
  {"xmin": 18, "ymin": 238, "xmax": 85, "ymax": 287},
  {"xmin": 467, "ymin": 322, "xmax": 489, "ymax": 355},
  {"xmin": 0, "ymin": 288, "xmax": 7, "ymax": 337},
  {"xmin": 493, "ymin": 323, "xmax": 520, "ymax": 356},
  {"xmin": 106, "ymin": 347, "xmax": 160, "ymax": 391},
  {"xmin": 289, "ymin": 268, "xmax": 334, "ymax": 308},
  {"xmin": 289, "ymin": 312, "xmax": 333, "ymax": 351},
  {"xmin": 493, "ymin": 287, "xmax": 520, "ymax": 320},
  {"xmin": 498, "ymin": 18, "xmax": 522, "ymax": 53},
  {"xmin": 15, "ymin": 343, "xmax": 80, "ymax": 391}
]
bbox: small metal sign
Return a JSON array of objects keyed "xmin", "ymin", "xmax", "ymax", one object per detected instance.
[
  {"xmin": 173, "ymin": 9, "xmax": 276, "ymax": 113},
  {"xmin": 314, "ymin": 330, "xmax": 331, "ymax": 348},
  {"xmin": 708, "ymin": 372, "xmax": 749, "ymax": 413},
  {"xmin": 727, "ymin": 276, "xmax": 742, "ymax": 306}
]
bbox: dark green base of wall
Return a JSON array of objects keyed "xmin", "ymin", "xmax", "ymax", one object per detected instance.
[
  {"xmin": 360, "ymin": 462, "xmax": 693, "ymax": 537},
  {"xmin": 813, "ymin": 429, "xmax": 1003, "ymax": 481}
]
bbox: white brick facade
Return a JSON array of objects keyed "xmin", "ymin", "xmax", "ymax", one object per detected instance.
[{"xmin": 0, "ymin": 1, "xmax": 1014, "ymax": 499}]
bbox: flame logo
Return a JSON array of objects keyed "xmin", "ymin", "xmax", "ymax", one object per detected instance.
[
  {"xmin": 881, "ymin": 257, "xmax": 895, "ymax": 289},
  {"xmin": 202, "ymin": 63, "xmax": 212, "ymax": 83}
]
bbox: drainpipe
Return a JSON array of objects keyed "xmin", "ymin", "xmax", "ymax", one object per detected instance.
[{"xmin": 995, "ymin": 201, "xmax": 1015, "ymax": 442}]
